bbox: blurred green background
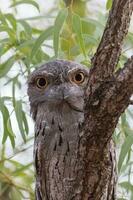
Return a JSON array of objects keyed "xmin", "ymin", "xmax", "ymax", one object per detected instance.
[{"xmin": 0, "ymin": 0, "xmax": 133, "ymax": 199}]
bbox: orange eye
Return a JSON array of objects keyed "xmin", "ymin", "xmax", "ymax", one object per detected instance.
[
  {"xmin": 36, "ymin": 77, "xmax": 47, "ymax": 89},
  {"xmin": 73, "ymin": 72, "xmax": 85, "ymax": 84}
]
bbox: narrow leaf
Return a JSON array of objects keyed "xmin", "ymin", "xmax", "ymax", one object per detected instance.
[
  {"xmin": 5, "ymin": 14, "xmax": 17, "ymax": 30},
  {"xmin": 13, "ymin": 163, "xmax": 32, "ymax": 175},
  {"xmin": 119, "ymin": 181, "xmax": 133, "ymax": 192},
  {"xmin": 106, "ymin": 0, "xmax": 113, "ymax": 10},
  {"xmin": 30, "ymin": 26, "xmax": 54, "ymax": 59},
  {"xmin": 0, "ymin": 56, "xmax": 15, "ymax": 78},
  {"xmin": 53, "ymin": 8, "xmax": 68, "ymax": 57},
  {"xmin": 18, "ymin": 20, "xmax": 32, "ymax": 37},
  {"xmin": 118, "ymin": 134, "xmax": 133, "ymax": 172},
  {"xmin": 0, "ymin": 11, "xmax": 8, "ymax": 25},
  {"xmin": 73, "ymin": 13, "xmax": 86, "ymax": 58},
  {"xmin": 0, "ymin": 43, "xmax": 13, "ymax": 57},
  {"xmin": 14, "ymin": 100, "xmax": 26, "ymax": 142},
  {"xmin": 0, "ymin": 98, "xmax": 15, "ymax": 147},
  {"xmin": 10, "ymin": 0, "xmax": 40, "ymax": 12},
  {"xmin": 22, "ymin": 111, "xmax": 29, "ymax": 135},
  {"xmin": 7, "ymin": 118, "xmax": 15, "ymax": 148},
  {"xmin": 0, "ymin": 26, "xmax": 15, "ymax": 39}
]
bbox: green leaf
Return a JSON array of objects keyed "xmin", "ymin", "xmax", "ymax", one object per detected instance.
[
  {"xmin": 7, "ymin": 118, "xmax": 15, "ymax": 148},
  {"xmin": 119, "ymin": 181, "xmax": 133, "ymax": 192},
  {"xmin": 10, "ymin": 0, "xmax": 40, "ymax": 12},
  {"xmin": 0, "ymin": 26, "xmax": 15, "ymax": 39},
  {"xmin": 72, "ymin": 13, "xmax": 86, "ymax": 58},
  {"xmin": 14, "ymin": 100, "xmax": 26, "ymax": 142},
  {"xmin": 81, "ymin": 19, "xmax": 96, "ymax": 35},
  {"xmin": 13, "ymin": 163, "xmax": 32, "ymax": 175},
  {"xmin": 5, "ymin": 14, "xmax": 17, "ymax": 30},
  {"xmin": 118, "ymin": 134, "xmax": 133, "ymax": 172},
  {"xmin": 10, "ymin": 188, "xmax": 23, "ymax": 200},
  {"xmin": 106, "ymin": 0, "xmax": 112, "ymax": 10},
  {"xmin": 0, "ymin": 98, "xmax": 15, "ymax": 148},
  {"xmin": 0, "ymin": 11, "xmax": 8, "ymax": 25},
  {"xmin": 16, "ymin": 39, "xmax": 34, "ymax": 55},
  {"xmin": 53, "ymin": 8, "xmax": 68, "ymax": 57},
  {"xmin": 117, "ymin": 199, "xmax": 128, "ymax": 200},
  {"xmin": 18, "ymin": 20, "xmax": 32, "ymax": 37},
  {"xmin": 30, "ymin": 26, "xmax": 54, "ymax": 59},
  {"xmin": 0, "ymin": 43, "xmax": 13, "ymax": 57},
  {"xmin": 121, "ymin": 113, "xmax": 130, "ymax": 137},
  {"xmin": 0, "ymin": 56, "xmax": 15, "ymax": 78},
  {"xmin": 22, "ymin": 111, "xmax": 29, "ymax": 135}
]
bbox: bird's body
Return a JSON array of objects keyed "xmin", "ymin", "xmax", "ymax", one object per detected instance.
[{"xmin": 28, "ymin": 60, "xmax": 90, "ymax": 199}]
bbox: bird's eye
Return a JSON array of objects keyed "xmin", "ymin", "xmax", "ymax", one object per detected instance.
[
  {"xmin": 36, "ymin": 77, "xmax": 47, "ymax": 89},
  {"xmin": 73, "ymin": 72, "xmax": 85, "ymax": 84}
]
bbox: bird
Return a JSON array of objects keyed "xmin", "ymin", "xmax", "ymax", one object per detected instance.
[{"xmin": 27, "ymin": 59, "xmax": 90, "ymax": 200}]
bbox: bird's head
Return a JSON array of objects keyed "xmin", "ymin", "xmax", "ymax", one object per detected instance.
[{"xmin": 27, "ymin": 60, "xmax": 90, "ymax": 120}]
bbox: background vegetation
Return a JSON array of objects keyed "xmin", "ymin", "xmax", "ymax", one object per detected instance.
[{"xmin": 0, "ymin": 0, "xmax": 133, "ymax": 199}]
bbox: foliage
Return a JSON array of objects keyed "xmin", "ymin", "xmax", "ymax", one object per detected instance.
[
  {"xmin": 0, "ymin": 0, "xmax": 133, "ymax": 199},
  {"xmin": 0, "ymin": 139, "xmax": 34, "ymax": 199}
]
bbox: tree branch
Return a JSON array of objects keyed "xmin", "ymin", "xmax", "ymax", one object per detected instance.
[
  {"xmin": 105, "ymin": 56, "xmax": 133, "ymax": 115},
  {"xmin": 85, "ymin": 0, "xmax": 133, "ymax": 132},
  {"xmin": 84, "ymin": 56, "xmax": 133, "ymax": 146},
  {"xmin": 111, "ymin": 56, "xmax": 133, "ymax": 111},
  {"xmin": 102, "ymin": 56, "xmax": 133, "ymax": 112},
  {"xmin": 90, "ymin": 0, "xmax": 133, "ymax": 82}
]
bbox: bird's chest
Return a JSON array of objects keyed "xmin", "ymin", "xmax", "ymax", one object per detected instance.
[
  {"xmin": 35, "ymin": 107, "xmax": 84, "ymax": 154},
  {"xmin": 34, "ymin": 107, "xmax": 85, "ymax": 199}
]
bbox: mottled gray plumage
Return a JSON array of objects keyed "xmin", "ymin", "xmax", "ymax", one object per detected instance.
[{"xmin": 28, "ymin": 59, "xmax": 89, "ymax": 200}]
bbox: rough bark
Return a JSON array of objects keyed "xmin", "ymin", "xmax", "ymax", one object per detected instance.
[
  {"xmin": 80, "ymin": 1, "xmax": 133, "ymax": 199},
  {"xmin": 34, "ymin": 0, "xmax": 133, "ymax": 199}
]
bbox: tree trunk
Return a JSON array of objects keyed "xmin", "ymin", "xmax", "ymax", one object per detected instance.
[
  {"xmin": 35, "ymin": 128, "xmax": 117, "ymax": 199},
  {"xmin": 34, "ymin": 100, "xmax": 118, "ymax": 199},
  {"xmin": 34, "ymin": 0, "xmax": 133, "ymax": 199}
]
